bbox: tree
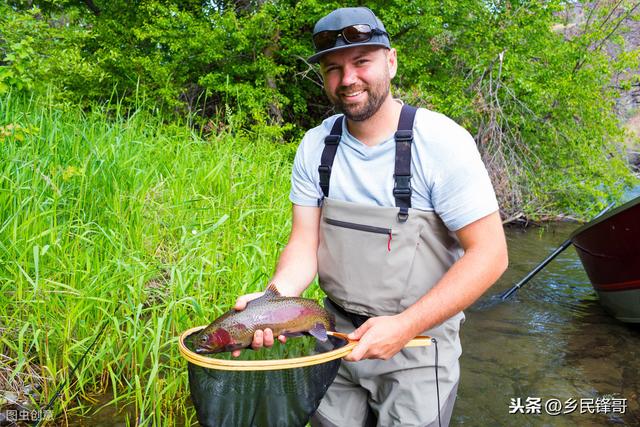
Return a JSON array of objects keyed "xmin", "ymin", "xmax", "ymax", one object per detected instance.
[{"xmin": 1, "ymin": 0, "xmax": 637, "ymax": 218}]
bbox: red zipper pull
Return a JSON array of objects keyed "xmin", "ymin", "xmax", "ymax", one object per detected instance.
[{"xmin": 388, "ymin": 231, "xmax": 392, "ymax": 252}]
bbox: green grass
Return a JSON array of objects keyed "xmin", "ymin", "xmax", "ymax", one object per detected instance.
[{"xmin": 0, "ymin": 93, "xmax": 320, "ymax": 425}]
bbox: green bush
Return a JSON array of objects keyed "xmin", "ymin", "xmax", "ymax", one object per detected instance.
[{"xmin": 1, "ymin": 0, "xmax": 637, "ymax": 218}]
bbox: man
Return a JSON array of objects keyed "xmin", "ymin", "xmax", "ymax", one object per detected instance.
[{"xmin": 234, "ymin": 7, "xmax": 508, "ymax": 427}]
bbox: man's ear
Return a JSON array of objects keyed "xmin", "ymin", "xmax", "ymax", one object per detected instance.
[{"xmin": 387, "ymin": 48, "xmax": 398, "ymax": 79}]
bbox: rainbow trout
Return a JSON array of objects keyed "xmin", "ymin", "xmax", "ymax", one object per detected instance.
[{"xmin": 194, "ymin": 284, "xmax": 335, "ymax": 354}]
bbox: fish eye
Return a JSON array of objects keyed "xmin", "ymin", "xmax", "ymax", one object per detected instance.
[{"xmin": 200, "ymin": 336, "xmax": 207, "ymax": 342}]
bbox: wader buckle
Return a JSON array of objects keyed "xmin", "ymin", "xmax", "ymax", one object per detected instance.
[
  {"xmin": 318, "ymin": 165, "xmax": 332, "ymax": 196},
  {"xmin": 324, "ymin": 135, "xmax": 340, "ymax": 145},
  {"xmin": 392, "ymin": 174, "xmax": 412, "ymax": 197},
  {"xmin": 318, "ymin": 165, "xmax": 331, "ymax": 182},
  {"xmin": 318, "ymin": 164, "xmax": 332, "ymax": 174},
  {"xmin": 394, "ymin": 129, "xmax": 414, "ymax": 142},
  {"xmin": 393, "ymin": 174, "xmax": 412, "ymax": 223},
  {"xmin": 392, "ymin": 187, "xmax": 411, "ymax": 196}
]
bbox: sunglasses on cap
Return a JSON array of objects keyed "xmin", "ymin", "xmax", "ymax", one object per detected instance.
[{"xmin": 313, "ymin": 24, "xmax": 388, "ymax": 52}]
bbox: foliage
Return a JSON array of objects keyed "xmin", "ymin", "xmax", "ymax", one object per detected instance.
[
  {"xmin": 0, "ymin": 1, "xmax": 638, "ymax": 214},
  {"xmin": 0, "ymin": 93, "xmax": 309, "ymax": 424}
]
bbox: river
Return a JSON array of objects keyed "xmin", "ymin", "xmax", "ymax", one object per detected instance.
[{"xmin": 455, "ymin": 219, "xmax": 640, "ymax": 426}]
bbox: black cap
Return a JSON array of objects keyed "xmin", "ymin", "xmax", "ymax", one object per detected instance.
[{"xmin": 309, "ymin": 7, "xmax": 390, "ymax": 63}]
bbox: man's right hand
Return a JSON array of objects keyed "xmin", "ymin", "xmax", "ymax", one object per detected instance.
[{"xmin": 231, "ymin": 292, "xmax": 287, "ymax": 358}]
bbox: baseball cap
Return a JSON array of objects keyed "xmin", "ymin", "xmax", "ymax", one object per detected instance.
[{"xmin": 308, "ymin": 7, "xmax": 391, "ymax": 63}]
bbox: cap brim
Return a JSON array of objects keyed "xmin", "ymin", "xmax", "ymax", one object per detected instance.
[{"xmin": 307, "ymin": 42, "xmax": 390, "ymax": 63}]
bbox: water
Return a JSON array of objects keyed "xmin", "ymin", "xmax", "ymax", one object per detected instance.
[{"xmin": 454, "ymin": 222, "xmax": 640, "ymax": 426}]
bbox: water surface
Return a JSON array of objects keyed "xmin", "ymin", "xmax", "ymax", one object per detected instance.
[{"xmin": 455, "ymin": 222, "xmax": 640, "ymax": 426}]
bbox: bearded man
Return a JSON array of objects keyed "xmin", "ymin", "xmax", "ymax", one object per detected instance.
[{"xmin": 234, "ymin": 7, "xmax": 508, "ymax": 427}]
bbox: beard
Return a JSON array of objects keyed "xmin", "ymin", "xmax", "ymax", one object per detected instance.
[{"xmin": 329, "ymin": 74, "xmax": 391, "ymax": 122}]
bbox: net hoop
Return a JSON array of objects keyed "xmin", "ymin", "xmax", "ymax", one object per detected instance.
[
  {"xmin": 179, "ymin": 326, "xmax": 432, "ymax": 371},
  {"xmin": 179, "ymin": 326, "xmax": 357, "ymax": 371}
]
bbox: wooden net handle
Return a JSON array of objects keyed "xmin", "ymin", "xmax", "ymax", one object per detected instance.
[{"xmin": 328, "ymin": 331, "xmax": 432, "ymax": 348}]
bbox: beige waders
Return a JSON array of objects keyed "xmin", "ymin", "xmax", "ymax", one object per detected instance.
[{"xmin": 311, "ymin": 106, "xmax": 465, "ymax": 427}]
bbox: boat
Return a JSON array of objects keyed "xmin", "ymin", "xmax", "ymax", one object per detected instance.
[{"xmin": 570, "ymin": 195, "xmax": 640, "ymax": 323}]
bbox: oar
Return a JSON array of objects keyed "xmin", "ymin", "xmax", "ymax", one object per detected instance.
[{"xmin": 500, "ymin": 202, "xmax": 615, "ymax": 300}]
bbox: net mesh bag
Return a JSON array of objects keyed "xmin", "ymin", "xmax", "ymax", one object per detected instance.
[{"xmin": 180, "ymin": 327, "xmax": 349, "ymax": 427}]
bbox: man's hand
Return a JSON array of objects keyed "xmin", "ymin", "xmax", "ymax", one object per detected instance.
[
  {"xmin": 231, "ymin": 292, "xmax": 287, "ymax": 358},
  {"xmin": 343, "ymin": 315, "xmax": 415, "ymax": 361}
]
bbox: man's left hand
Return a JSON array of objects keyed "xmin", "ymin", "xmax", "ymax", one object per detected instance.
[{"xmin": 343, "ymin": 315, "xmax": 415, "ymax": 361}]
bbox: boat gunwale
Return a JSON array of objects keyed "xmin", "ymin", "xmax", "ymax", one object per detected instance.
[{"xmin": 569, "ymin": 195, "xmax": 640, "ymax": 241}]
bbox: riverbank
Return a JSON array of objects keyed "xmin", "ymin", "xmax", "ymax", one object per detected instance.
[{"xmin": 0, "ymin": 97, "xmax": 308, "ymax": 425}]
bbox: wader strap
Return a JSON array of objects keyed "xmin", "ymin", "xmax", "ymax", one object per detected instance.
[
  {"xmin": 394, "ymin": 104, "xmax": 418, "ymax": 222},
  {"xmin": 318, "ymin": 116, "xmax": 344, "ymax": 204},
  {"xmin": 317, "ymin": 106, "xmax": 418, "ymax": 219},
  {"xmin": 326, "ymin": 297, "xmax": 370, "ymax": 329}
]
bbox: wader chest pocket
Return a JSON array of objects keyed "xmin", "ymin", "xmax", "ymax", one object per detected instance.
[
  {"xmin": 324, "ymin": 217, "xmax": 393, "ymax": 251},
  {"xmin": 319, "ymin": 212, "xmax": 420, "ymax": 315}
]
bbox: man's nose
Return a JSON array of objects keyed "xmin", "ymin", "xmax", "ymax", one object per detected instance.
[{"xmin": 340, "ymin": 65, "xmax": 358, "ymax": 87}]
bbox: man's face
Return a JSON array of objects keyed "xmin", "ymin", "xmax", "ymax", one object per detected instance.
[{"xmin": 320, "ymin": 45, "xmax": 397, "ymax": 122}]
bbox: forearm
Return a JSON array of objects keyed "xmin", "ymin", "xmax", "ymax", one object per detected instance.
[
  {"xmin": 401, "ymin": 240, "xmax": 508, "ymax": 337},
  {"xmin": 270, "ymin": 238, "xmax": 318, "ymax": 297},
  {"xmin": 268, "ymin": 204, "xmax": 321, "ymax": 297}
]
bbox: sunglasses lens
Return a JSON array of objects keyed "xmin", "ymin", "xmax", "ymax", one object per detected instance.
[
  {"xmin": 342, "ymin": 24, "xmax": 372, "ymax": 43},
  {"xmin": 313, "ymin": 24, "xmax": 375, "ymax": 51},
  {"xmin": 313, "ymin": 31, "xmax": 339, "ymax": 51}
]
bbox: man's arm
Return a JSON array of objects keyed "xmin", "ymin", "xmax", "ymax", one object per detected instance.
[
  {"xmin": 267, "ymin": 204, "xmax": 322, "ymax": 297},
  {"xmin": 345, "ymin": 210, "xmax": 508, "ymax": 361},
  {"xmin": 231, "ymin": 204, "xmax": 321, "ymax": 356}
]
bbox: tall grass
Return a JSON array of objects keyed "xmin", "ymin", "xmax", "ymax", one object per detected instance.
[{"xmin": 0, "ymin": 93, "xmax": 314, "ymax": 425}]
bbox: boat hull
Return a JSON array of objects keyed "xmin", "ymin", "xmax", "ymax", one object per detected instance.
[
  {"xmin": 570, "ymin": 196, "xmax": 640, "ymax": 323},
  {"xmin": 596, "ymin": 288, "xmax": 640, "ymax": 323}
]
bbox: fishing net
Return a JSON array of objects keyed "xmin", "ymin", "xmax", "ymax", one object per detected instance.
[{"xmin": 179, "ymin": 326, "xmax": 351, "ymax": 427}]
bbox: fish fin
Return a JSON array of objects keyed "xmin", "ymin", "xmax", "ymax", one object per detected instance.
[
  {"xmin": 263, "ymin": 283, "xmax": 281, "ymax": 299},
  {"xmin": 308, "ymin": 323, "xmax": 328, "ymax": 342},
  {"xmin": 327, "ymin": 312, "xmax": 336, "ymax": 331}
]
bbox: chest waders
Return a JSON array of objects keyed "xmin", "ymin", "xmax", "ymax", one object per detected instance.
[{"xmin": 313, "ymin": 105, "xmax": 464, "ymax": 427}]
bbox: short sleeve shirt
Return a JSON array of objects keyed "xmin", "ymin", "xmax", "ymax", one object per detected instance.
[{"xmin": 290, "ymin": 108, "xmax": 499, "ymax": 231}]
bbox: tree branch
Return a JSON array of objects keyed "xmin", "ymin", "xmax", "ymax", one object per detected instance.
[
  {"xmin": 392, "ymin": 23, "xmax": 420, "ymax": 41},
  {"xmin": 572, "ymin": 1, "xmax": 640, "ymax": 75},
  {"xmin": 82, "ymin": 0, "xmax": 101, "ymax": 16}
]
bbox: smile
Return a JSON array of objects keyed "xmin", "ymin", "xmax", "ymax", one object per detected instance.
[{"xmin": 342, "ymin": 90, "xmax": 365, "ymax": 99}]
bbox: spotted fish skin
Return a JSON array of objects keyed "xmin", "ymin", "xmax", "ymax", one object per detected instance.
[{"xmin": 194, "ymin": 285, "xmax": 335, "ymax": 354}]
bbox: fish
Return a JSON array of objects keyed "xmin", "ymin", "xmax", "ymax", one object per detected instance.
[{"xmin": 194, "ymin": 284, "xmax": 335, "ymax": 354}]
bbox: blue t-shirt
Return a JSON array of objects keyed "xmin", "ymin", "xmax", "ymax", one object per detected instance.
[{"xmin": 290, "ymin": 108, "xmax": 499, "ymax": 231}]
